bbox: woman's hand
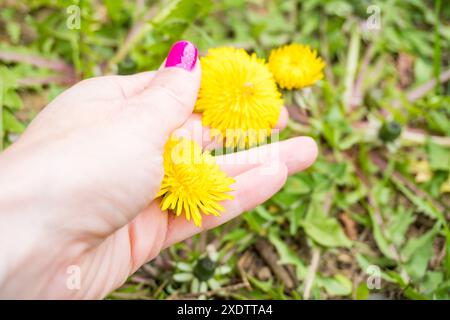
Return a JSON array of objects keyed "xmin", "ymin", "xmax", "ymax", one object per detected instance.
[{"xmin": 0, "ymin": 41, "xmax": 317, "ymax": 299}]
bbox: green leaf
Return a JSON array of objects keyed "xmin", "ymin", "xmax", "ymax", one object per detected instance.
[
  {"xmin": 3, "ymin": 109, "xmax": 25, "ymax": 133},
  {"xmin": 104, "ymin": 0, "xmax": 124, "ymax": 22},
  {"xmin": 243, "ymin": 210, "xmax": 265, "ymax": 234},
  {"xmin": 301, "ymin": 218, "xmax": 352, "ymax": 248},
  {"xmin": 254, "ymin": 205, "xmax": 276, "ymax": 222},
  {"xmin": 6, "ymin": 22, "xmax": 21, "ymax": 44},
  {"xmin": 289, "ymin": 201, "xmax": 307, "ymax": 235},
  {"xmin": 392, "ymin": 178, "xmax": 445, "ymax": 224},
  {"xmin": 300, "ymin": 204, "xmax": 352, "ymax": 248},
  {"xmin": 173, "ymin": 272, "xmax": 193, "ymax": 282},
  {"xmin": 356, "ymin": 254, "xmax": 396, "ymax": 283},
  {"xmin": 385, "ymin": 206, "xmax": 415, "ymax": 247},
  {"xmin": 401, "ymin": 224, "xmax": 439, "ymax": 280},
  {"xmin": 434, "ymin": 279, "xmax": 450, "ymax": 299},
  {"xmin": 176, "ymin": 262, "xmax": 193, "ymax": 272},
  {"xmin": 284, "ymin": 176, "xmax": 311, "ymax": 195},
  {"xmin": 271, "ymin": 191, "xmax": 299, "ymax": 208},
  {"xmin": 355, "ymin": 282, "xmax": 370, "ymax": 300},
  {"xmin": 3, "ymin": 91, "xmax": 23, "ymax": 110},
  {"xmin": 402, "ymin": 224, "xmax": 439, "ymax": 259},
  {"xmin": 313, "ymin": 160, "xmax": 348, "ymax": 184},
  {"xmin": 428, "ymin": 110, "xmax": 450, "ymax": 135},
  {"xmin": 221, "ymin": 228, "xmax": 247, "ymax": 243},
  {"xmin": 268, "ymin": 230, "xmax": 307, "ymax": 280},
  {"xmin": 248, "ymin": 276, "xmax": 274, "ymax": 293},
  {"xmin": 420, "ymin": 271, "xmax": 444, "ymax": 294}
]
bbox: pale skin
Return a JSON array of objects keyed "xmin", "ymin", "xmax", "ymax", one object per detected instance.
[{"xmin": 0, "ymin": 58, "xmax": 318, "ymax": 299}]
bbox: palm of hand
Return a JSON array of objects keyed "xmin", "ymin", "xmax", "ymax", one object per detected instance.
[{"xmin": 1, "ymin": 68, "xmax": 317, "ymax": 298}]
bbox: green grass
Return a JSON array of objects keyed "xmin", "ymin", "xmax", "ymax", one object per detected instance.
[{"xmin": 1, "ymin": 0, "xmax": 449, "ymax": 300}]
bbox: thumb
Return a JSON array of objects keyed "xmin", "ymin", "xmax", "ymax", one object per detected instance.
[{"xmin": 131, "ymin": 40, "xmax": 200, "ymax": 136}]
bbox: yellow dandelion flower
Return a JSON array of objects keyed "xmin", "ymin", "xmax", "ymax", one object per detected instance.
[
  {"xmin": 157, "ymin": 136, "xmax": 235, "ymax": 227},
  {"xmin": 195, "ymin": 47, "xmax": 283, "ymax": 148},
  {"xmin": 268, "ymin": 44, "xmax": 325, "ymax": 90}
]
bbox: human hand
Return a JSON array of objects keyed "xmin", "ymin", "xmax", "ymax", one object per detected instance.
[{"xmin": 0, "ymin": 41, "xmax": 317, "ymax": 299}]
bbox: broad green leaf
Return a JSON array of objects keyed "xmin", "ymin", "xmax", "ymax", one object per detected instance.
[
  {"xmin": 176, "ymin": 262, "xmax": 192, "ymax": 272},
  {"xmin": 385, "ymin": 206, "xmax": 415, "ymax": 247},
  {"xmin": 392, "ymin": 178, "xmax": 445, "ymax": 224},
  {"xmin": 401, "ymin": 224, "xmax": 439, "ymax": 259},
  {"xmin": 6, "ymin": 22, "xmax": 21, "ymax": 44},
  {"xmin": 248, "ymin": 276, "xmax": 274, "ymax": 293},
  {"xmin": 243, "ymin": 210, "xmax": 266, "ymax": 234},
  {"xmin": 301, "ymin": 217, "xmax": 352, "ymax": 248},
  {"xmin": 401, "ymin": 224, "xmax": 439, "ymax": 280},
  {"xmin": 104, "ymin": 0, "xmax": 124, "ymax": 22},
  {"xmin": 355, "ymin": 282, "xmax": 370, "ymax": 300},
  {"xmin": 4, "ymin": 91, "xmax": 23, "ymax": 110},
  {"xmin": 289, "ymin": 201, "xmax": 307, "ymax": 235},
  {"xmin": 420, "ymin": 271, "xmax": 444, "ymax": 294},
  {"xmin": 301, "ymin": 204, "xmax": 352, "ymax": 248},
  {"xmin": 271, "ymin": 191, "xmax": 299, "ymax": 208},
  {"xmin": 3, "ymin": 109, "xmax": 25, "ymax": 133},
  {"xmin": 428, "ymin": 110, "xmax": 450, "ymax": 135},
  {"xmin": 284, "ymin": 176, "xmax": 311, "ymax": 195},
  {"xmin": 173, "ymin": 272, "xmax": 193, "ymax": 282},
  {"xmin": 254, "ymin": 205, "xmax": 276, "ymax": 222},
  {"xmin": 434, "ymin": 279, "xmax": 450, "ymax": 299}
]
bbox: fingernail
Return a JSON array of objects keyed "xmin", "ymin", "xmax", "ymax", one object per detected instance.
[{"xmin": 165, "ymin": 40, "xmax": 198, "ymax": 71}]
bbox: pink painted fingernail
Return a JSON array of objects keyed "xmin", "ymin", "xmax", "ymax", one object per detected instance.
[{"xmin": 165, "ymin": 40, "xmax": 198, "ymax": 71}]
